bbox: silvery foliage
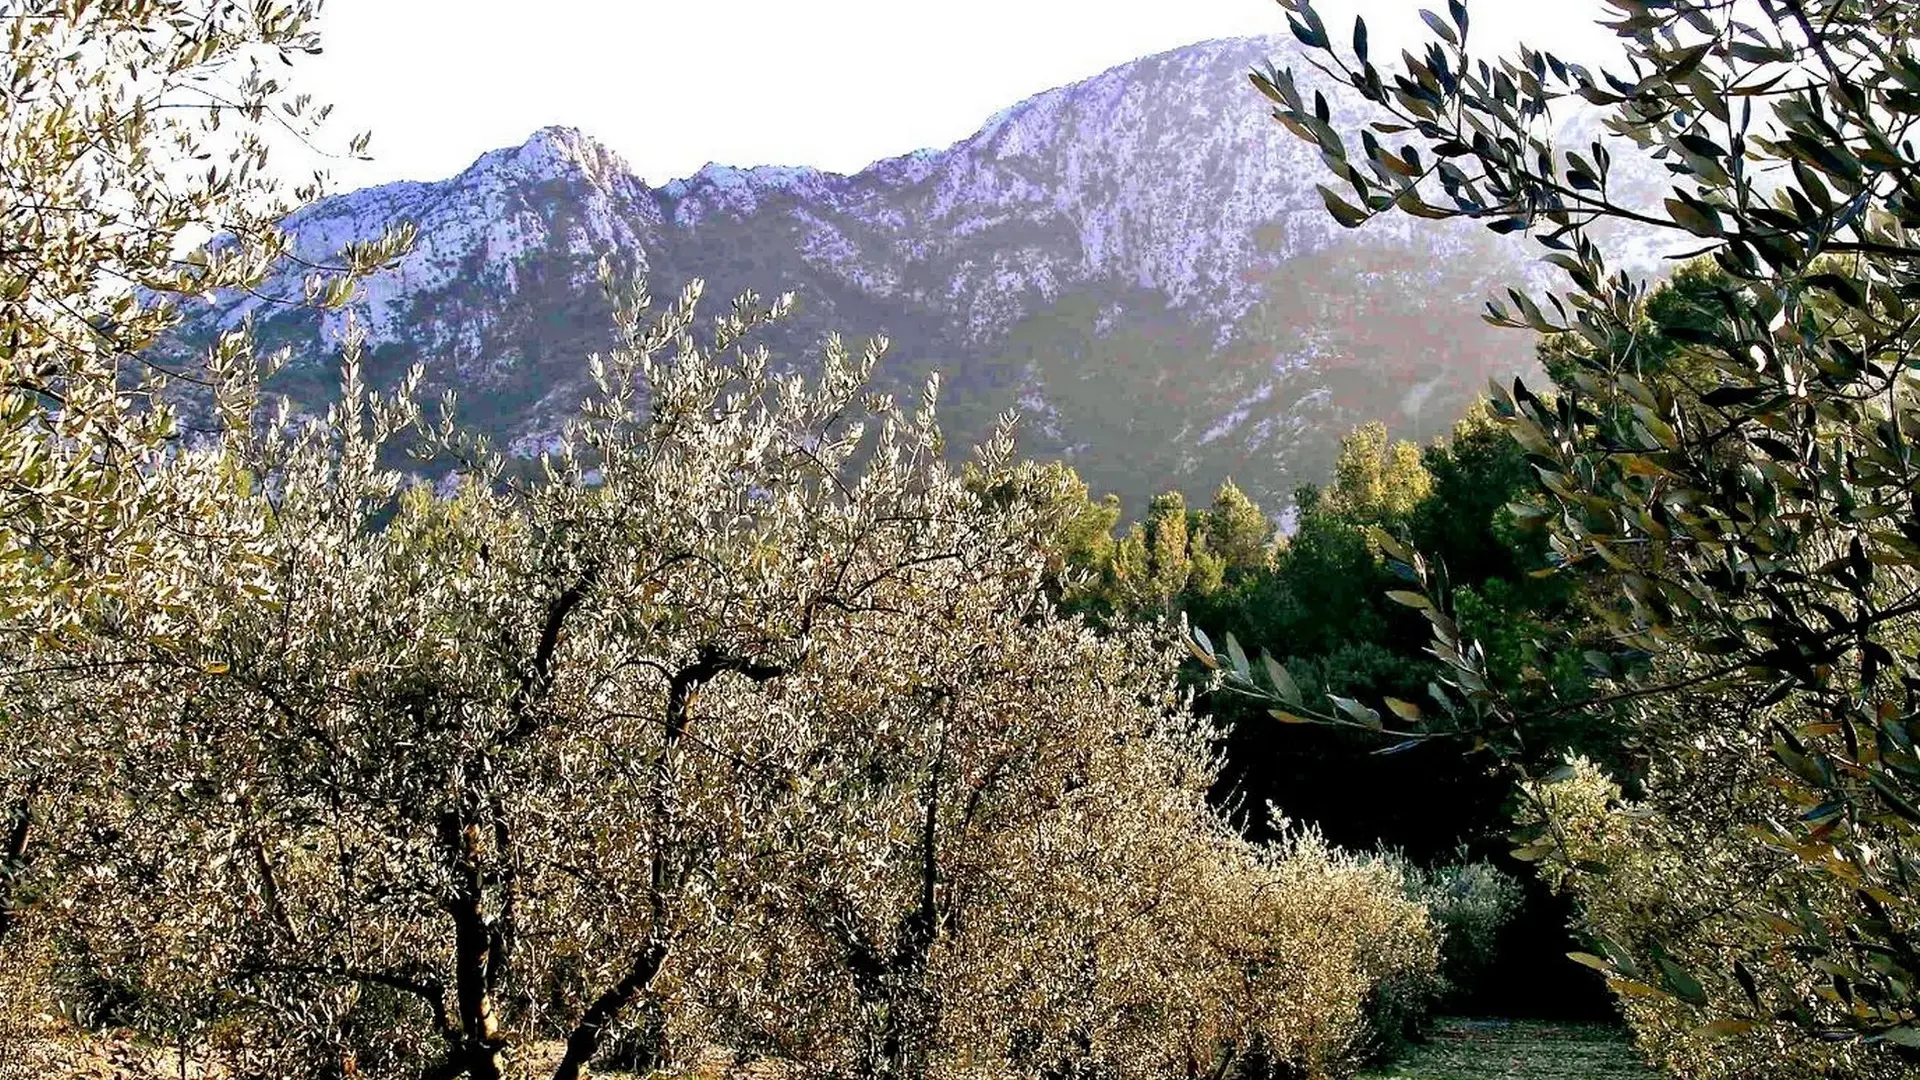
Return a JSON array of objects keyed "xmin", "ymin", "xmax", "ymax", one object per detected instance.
[{"xmin": 4, "ymin": 269, "xmax": 1440, "ymax": 1079}]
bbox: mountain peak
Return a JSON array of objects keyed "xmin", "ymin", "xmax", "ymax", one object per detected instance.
[
  {"xmin": 466, "ymin": 125, "xmax": 633, "ymax": 190},
  {"xmin": 657, "ymin": 161, "xmax": 842, "ymax": 220}
]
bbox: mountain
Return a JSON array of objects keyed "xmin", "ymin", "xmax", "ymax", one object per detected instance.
[{"xmin": 184, "ymin": 36, "xmax": 1650, "ymax": 511}]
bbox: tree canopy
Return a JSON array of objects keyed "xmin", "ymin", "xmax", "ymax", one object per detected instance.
[{"xmin": 1223, "ymin": 0, "xmax": 1920, "ymax": 1068}]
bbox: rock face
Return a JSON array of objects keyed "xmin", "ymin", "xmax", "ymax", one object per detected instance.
[{"xmin": 186, "ymin": 35, "xmax": 1635, "ymax": 510}]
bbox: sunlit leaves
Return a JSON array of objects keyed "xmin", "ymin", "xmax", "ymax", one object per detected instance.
[
  {"xmin": 0, "ymin": 0, "xmax": 404, "ymax": 648},
  {"xmin": 2, "ymin": 272, "xmax": 1445, "ymax": 1079}
]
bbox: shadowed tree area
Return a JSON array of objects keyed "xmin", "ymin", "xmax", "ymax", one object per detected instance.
[{"xmin": 1209, "ymin": 0, "xmax": 1920, "ymax": 1076}]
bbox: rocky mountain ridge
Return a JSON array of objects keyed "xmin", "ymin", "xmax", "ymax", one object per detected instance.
[{"xmin": 190, "ymin": 35, "xmax": 1661, "ymax": 510}]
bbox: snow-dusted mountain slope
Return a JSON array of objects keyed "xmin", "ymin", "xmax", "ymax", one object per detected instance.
[{"xmin": 183, "ymin": 35, "xmax": 1656, "ymax": 510}]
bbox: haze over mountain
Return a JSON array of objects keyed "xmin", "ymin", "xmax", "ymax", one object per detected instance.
[{"xmin": 188, "ymin": 35, "xmax": 1655, "ymax": 510}]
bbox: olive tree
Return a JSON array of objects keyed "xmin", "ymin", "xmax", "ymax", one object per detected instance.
[
  {"xmin": 6, "ymin": 276, "xmax": 1442, "ymax": 1080},
  {"xmin": 1204, "ymin": 0, "xmax": 1920, "ymax": 1063},
  {"xmin": 730, "ymin": 643, "xmax": 1441, "ymax": 1080},
  {"xmin": 0, "ymin": 0, "xmax": 409, "ymax": 969},
  {"xmin": 0, "ymin": 0, "xmax": 410, "ymax": 638},
  {"xmin": 8, "ymin": 274, "xmax": 999, "ymax": 1077}
]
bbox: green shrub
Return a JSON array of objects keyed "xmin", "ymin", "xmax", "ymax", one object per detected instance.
[{"xmin": 1397, "ymin": 851, "xmax": 1525, "ymax": 1003}]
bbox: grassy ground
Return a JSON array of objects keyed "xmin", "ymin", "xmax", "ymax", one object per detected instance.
[{"xmin": 1361, "ymin": 1018, "xmax": 1654, "ymax": 1080}]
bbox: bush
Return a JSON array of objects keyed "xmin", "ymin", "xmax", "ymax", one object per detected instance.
[
  {"xmin": 1390, "ymin": 851, "xmax": 1524, "ymax": 1005},
  {"xmin": 1527, "ymin": 753, "xmax": 1910, "ymax": 1080},
  {"xmin": 1005, "ymin": 825, "xmax": 1443, "ymax": 1080},
  {"xmin": 1238, "ymin": 833, "xmax": 1443, "ymax": 1075}
]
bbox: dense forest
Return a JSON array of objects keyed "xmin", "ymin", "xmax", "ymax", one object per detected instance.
[{"xmin": 7, "ymin": 2, "xmax": 1920, "ymax": 1080}]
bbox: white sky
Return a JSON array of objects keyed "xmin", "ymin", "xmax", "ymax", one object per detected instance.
[{"xmin": 295, "ymin": 0, "xmax": 1614, "ymax": 191}]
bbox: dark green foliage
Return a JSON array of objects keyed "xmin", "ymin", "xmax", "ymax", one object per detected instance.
[
  {"xmin": 1050, "ymin": 407, "xmax": 1599, "ymax": 846},
  {"xmin": 1030, "ymin": 264, "xmax": 1761, "ymax": 1022},
  {"xmin": 1036, "ymin": 407, "xmax": 1618, "ymax": 1017},
  {"xmin": 1248, "ymin": 0, "xmax": 1920, "ymax": 1056}
]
